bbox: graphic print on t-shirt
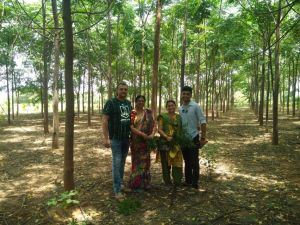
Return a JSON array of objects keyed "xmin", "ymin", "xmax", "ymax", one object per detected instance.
[{"xmin": 120, "ymin": 105, "xmax": 130, "ymax": 122}]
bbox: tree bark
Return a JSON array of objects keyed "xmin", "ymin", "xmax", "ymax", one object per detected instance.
[
  {"xmin": 287, "ymin": 61, "xmax": 291, "ymax": 114},
  {"xmin": 5, "ymin": 59, "xmax": 11, "ymax": 125},
  {"xmin": 272, "ymin": 0, "xmax": 281, "ymax": 145},
  {"xmin": 151, "ymin": 0, "xmax": 162, "ymax": 118},
  {"xmin": 259, "ymin": 37, "xmax": 266, "ymax": 126},
  {"xmin": 180, "ymin": 1, "xmax": 187, "ymax": 89},
  {"xmin": 63, "ymin": 0, "xmax": 75, "ymax": 190},
  {"xmin": 42, "ymin": 0, "xmax": 49, "ymax": 134},
  {"xmin": 292, "ymin": 59, "xmax": 296, "ymax": 116},
  {"xmin": 88, "ymin": 58, "xmax": 91, "ymax": 127},
  {"xmin": 107, "ymin": 0, "xmax": 113, "ymax": 99},
  {"xmin": 51, "ymin": 0, "xmax": 60, "ymax": 149},
  {"xmin": 82, "ymin": 72, "xmax": 85, "ymax": 113}
]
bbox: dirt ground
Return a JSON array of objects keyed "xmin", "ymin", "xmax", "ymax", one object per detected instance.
[{"xmin": 0, "ymin": 107, "xmax": 299, "ymax": 225}]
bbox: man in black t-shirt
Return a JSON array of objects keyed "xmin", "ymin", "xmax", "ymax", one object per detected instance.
[{"xmin": 102, "ymin": 81, "xmax": 132, "ymax": 200}]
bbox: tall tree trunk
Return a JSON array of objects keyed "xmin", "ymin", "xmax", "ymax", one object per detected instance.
[
  {"xmin": 40, "ymin": 68, "xmax": 44, "ymax": 117},
  {"xmin": 82, "ymin": 73, "xmax": 85, "ymax": 113},
  {"xmin": 91, "ymin": 78, "xmax": 94, "ymax": 115},
  {"xmin": 158, "ymin": 75, "xmax": 162, "ymax": 115},
  {"xmin": 255, "ymin": 54, "xmax": 259, "ymax": 116},
  {"xmin": 11, "ymin": 67, "xmax": 14, "ymax": 120},
  {"xmin": 139, "ymin": 38, "xmax": 144, "ymax": 95},
  {"xmin": 100, "ymin": 77, "xmax": 104, "ymax": 111},
  {"xmin": 287, "ymin": 61, "xmax": 291, "ymax": 114},
  {"xmin": 259, "ymin": 38, "xmax": 266, "ymax": 126},
  {"xmin": 211, "ymin": 49, "xmax": 216, "ymax": 121},
  {"xmin": 292, "ymin": 59, "xmax": 296, "ymax": 116},
  {"xmin": 204, "ymin": 32, "xmax": 209, "ymax": 120},
  {"xmin": 87, "ymin": 59, "xmax": 91, "ymax": 127},
  {"xmin": 266, "ymin": 34, "xmax": 273, "ymax": 127},
  {"xmin": 42, "ymin": 0, "xmax": 49, "ymax": 134},
  {"xmin": 195, "ymin": 48, "xmax": 200, "ymax": 103},
  {"xmin": 60, "ymin": 72, "xmax": 63, "ymax": 112},
  {"xmin": 107, "ymin": 0, "xmax": 113, "ymax": 99},
  {"xmin": 230, "ymin": 72, "xmax": 234, "ymax": 109},
  {"xmin": 151, "ymin": 0, "xmax": 162, "ymax": 118},
  {"xmin": 180, "ymin": 1, "xmax": 187, "ymax": 89},
  {"xmin": 76, "ymin": 71, "xmax": 81, "ymax": 118},
  {"xmin": 272, "ymin": 0, "xmax": 281, "ymax": 145},
  {"xmin": 5, "ymin": 60, "xmax": 11, "ymax": 125},
  {"xmin": 63, "ymin": 0, "xmax": 75, "ymax": 190},
  {"xmin": 51, "ymin": 0, "xmax": 60, "ymax": 149},
  {"xmin": 16, "ymin": 90, "xmax": 19, "ymax": 116},
  {"xmin": 116, "ymin": 14, "xmax": 120, "ymax": 83},
  {"xmin": 146, "ymin": 60, "xmax": 150, "ymax": 108}
]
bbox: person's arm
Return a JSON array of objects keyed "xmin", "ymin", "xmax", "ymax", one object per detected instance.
[
  {"xmin": 102, "ymin": 114, "xmax": 111, "ymax": 148},
  {"xmin": 130, "ymin": 124, "xmax": 148, "ymax": 139},
  {"xmin": 148, "ymin": 111, "xmax": 157, "ymax": 139},
  {"xmin": 196, "ymin": 105, "xmax": 207, "ymax": 144},
  {"xmin": 157, "ymin": 117, "xmax": 172, "ymax": 142}
]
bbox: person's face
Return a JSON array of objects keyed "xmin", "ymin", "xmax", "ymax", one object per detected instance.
[
  {"xmin": 117, "ymin": 84, "xmax": 128, "ymax": 99},
  {"xmin": 135, "ymin": 97, "xmax": 145, "ymax": 109},
  {"xmin": 166, "ymin": 102, "xmax": 176, "ymax": 114},
  {"xmin": 181, "ymin": 91, "xmax": 192, "ymax": 103}
]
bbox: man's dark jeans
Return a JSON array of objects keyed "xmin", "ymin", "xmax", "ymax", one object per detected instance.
[{"xmin": 182, "ymin": 135, "xmax": 200, "ymax": 187}]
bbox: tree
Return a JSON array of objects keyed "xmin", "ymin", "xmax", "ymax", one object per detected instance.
[
  {"xmin": 272, "ymin": 0, "xmax": 282, "ymax": 145},
  {"xmin": 42, "ymin": 0, "xmax": 49, "ymax": 134},
  {"xmin": 63, "ymin": 0, "xmax": 75, "ymax": 191},
  {"xmin": 151, "ymin": 0, "xmax": 162, "ymax": 118},
  {"xmin": 51, "ymin": 0, "xmax": 60, "ymax": 149}
]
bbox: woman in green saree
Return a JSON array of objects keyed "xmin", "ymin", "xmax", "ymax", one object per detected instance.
[{"xmin": 157, "ymin": 100, "xmax": 183, "ymax": 186}]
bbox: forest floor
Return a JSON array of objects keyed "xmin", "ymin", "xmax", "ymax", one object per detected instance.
[{"xmin": 0, "ymin": 107, "xmax": 299, "ymax": 225}]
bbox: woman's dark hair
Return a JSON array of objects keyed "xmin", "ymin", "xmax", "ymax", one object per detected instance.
[
  {"xmin": 166, "ymin": 99, "xmax": 176, "ymax": 107},
  {"xmin": 135, "ymin": 95, "xmax": 146, "ymax": 102}
]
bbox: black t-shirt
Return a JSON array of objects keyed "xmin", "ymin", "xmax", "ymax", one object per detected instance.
[{"xmin": 103, "ymin": 97, "xmax": 132, "ymax": 139}]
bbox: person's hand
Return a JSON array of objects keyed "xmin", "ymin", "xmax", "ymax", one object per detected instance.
[
  {"xmin": 166, "ymin": 136, "xmax": 173, "ymax": 142},
  {"xmin": 103, "ymin": 138, "xmax": 111, "ymax": 148},
  {"xmin": 141, "ymin": 133, "xmax": 149, "ymax": 140},
  {"xmin": 148, "ymin": 134, "xmax": 154, "ymax": 139},
  {"xmin": 200, "ymin": 138, "xmax": 208, "ymax": 147}
]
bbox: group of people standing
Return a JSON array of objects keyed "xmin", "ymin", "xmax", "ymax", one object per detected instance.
[{"xmin": 102, "ymin": 81, "xmax": 207, "ymax": 200}]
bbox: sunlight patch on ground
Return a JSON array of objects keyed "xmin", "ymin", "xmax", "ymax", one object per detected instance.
[
  {"xmin": 4, "ymin": 126, "xmax": 40, "ymax": 132},
  {"xmin": 95, "ymin": 148, "xmax": 112, "ymax": 157},
  {"xmin": 215, "ymin": 161, "xmax": 285, "ymax": 186},
  {"xmin": 0, "ymin": 184, "xmax": 17, "ymax": 200},
  {"xmin": 292, "ymin": 121, "xmax": 300, "ymax": 125},
  {"xmin": 71, "ymin": 207, "xmax": 101, "ymax": 223},
  {"xmin": 219, "ymin": 123, "xmax": 258, "ymax": 127},
  {"xmin": 0, "ymin": 165, "xmax": 60, "ymax": 202},
  {"xmin": 0, "ymin": 135, "xmax": 32, "ymax": 143},
  {"xmin": 242, "ymin": 134, "xmax": 271, "ymax": 144}
]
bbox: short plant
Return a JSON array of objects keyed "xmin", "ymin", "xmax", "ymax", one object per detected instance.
[
  {"xmin": 117, "ymin": 198, "xmax": 142, "ymax": 216},
  {"xmin": 47, "ymin": 190, "xmax": 80, "ymax": 208}
]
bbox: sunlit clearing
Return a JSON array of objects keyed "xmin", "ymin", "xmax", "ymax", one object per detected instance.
[
  {"xmin": 4, "ymin": 126, "xmax": 39, "ymax": 132},
  {"xmin": 220, "ymin": 123, "xmax": 258, "ymax": 127},
  {"xmin": 96, "ymin": 148, "xmax": 112, "ymax": 157},
  {"xmin": 71, "ymin": 207, "xmax": 102, "ymax": 222},
  {"xmin": 292, "ymin": 121, "xmax": 300, "ymax": 126},
  {"xmin": 215, "ymin": 161, "xmax": 285, "ymax": 186}
]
